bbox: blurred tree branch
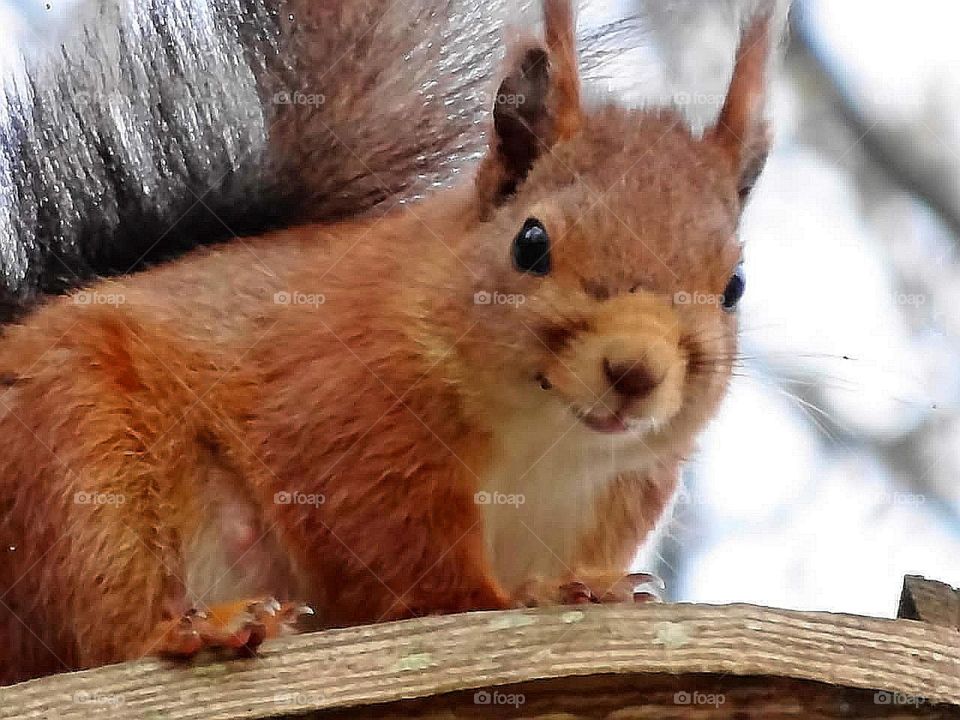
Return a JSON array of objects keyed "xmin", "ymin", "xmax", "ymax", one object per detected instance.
[{"xmin": 790, "ymin": 2, "xmax": 960, "ymax": 240}]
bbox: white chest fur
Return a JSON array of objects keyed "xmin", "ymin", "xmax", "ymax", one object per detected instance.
[{"xmin": 479, "ymin": 406, "xmax": 658, "ymax": 592}]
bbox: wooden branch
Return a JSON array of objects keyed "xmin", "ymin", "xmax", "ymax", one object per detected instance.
[
  {"xmin": 1, "ymin": 602, "xmax": 958, "ymax": 719},
  {"xmin": 899, "ymin": 575, "xmax": 960, "ymax": 629}
]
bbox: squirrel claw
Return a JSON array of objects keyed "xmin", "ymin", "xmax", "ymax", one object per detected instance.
[
  {"xmin": 151, "ymin": 597, "xmax": 312, "ymax": 660},
  {"xmin": 558, "ymin": 580, "xmax": 597, "ymax": 604},
  {"xmin": 623, "ymin": 572, "xmax": 665, "ymax": 590},
  {"xmin": 515, "ymin": 572, "xmax": 665, "ymax": 608},
  {"xmin": 626, "ymin": 572, "xmax": 665, "ymax": 603}
]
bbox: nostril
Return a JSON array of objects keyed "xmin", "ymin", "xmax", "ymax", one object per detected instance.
[{"xmin": 603, "ymin": 359, "xmax": 659, "ymax": 399}]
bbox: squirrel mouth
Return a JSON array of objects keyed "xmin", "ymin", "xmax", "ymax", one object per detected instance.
[
  {"xmin": 580, "ymin": 412, "xmax": 628, "ymax": 434},
  {"xmin": 573, "ymin": 408, "xmax": 626, "ymax": 434},
  {"xmin": 572, "ymin": 407, "xmax": 659, "ymax": 435}
]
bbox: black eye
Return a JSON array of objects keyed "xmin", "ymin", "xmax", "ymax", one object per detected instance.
[
  {"xmin": 512, "ymin": 218, "xmax": 550, "ymax": 276},
  {"xmin": 722, "ymin": 263, "xmax": 745, "ymax": 311}
]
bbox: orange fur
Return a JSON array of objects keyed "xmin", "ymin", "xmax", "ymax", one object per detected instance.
[{"xmin": 0, "ymin": 2, "xmax": 774, "ymax": 682}]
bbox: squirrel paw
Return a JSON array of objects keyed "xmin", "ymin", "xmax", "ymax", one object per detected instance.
[
  {"xmin": 152, "ymin": 597, "xmax": 313, "ymax": 659},
  {"xmin": 514, "ymin": 572, "xmax": 664, "ymax": 607}
]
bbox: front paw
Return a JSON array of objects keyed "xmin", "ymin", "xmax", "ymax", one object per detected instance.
[
  {"xmin": 151, "ymin": 597, "xmax": 313, "ymax": 659},
  {"xmin": 513, "ymin": 572, "xmax": 663, "ymax": 607}
]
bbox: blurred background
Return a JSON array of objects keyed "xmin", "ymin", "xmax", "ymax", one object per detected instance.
[{"xmin": 2, "ymin": 0, "xmax": 959, "ymax": 618}]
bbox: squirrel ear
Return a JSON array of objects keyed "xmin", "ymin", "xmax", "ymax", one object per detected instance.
[
  {"xmin": 706, "ymin": 11, "xmax": 774, "ymax": 205},
  {"xmin": 475, "ymin": 0, "xmax": 582, "ymax": 218}
]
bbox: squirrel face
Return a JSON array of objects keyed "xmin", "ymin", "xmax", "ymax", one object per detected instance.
[{"xmin": 449, "ymin": 0, "xmax": 771, "ymax": 450}]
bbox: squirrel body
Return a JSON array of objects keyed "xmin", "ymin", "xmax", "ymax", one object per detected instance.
[{"xmin": 0, "ymin": 0, "xmax": 773, "ymax": 683}]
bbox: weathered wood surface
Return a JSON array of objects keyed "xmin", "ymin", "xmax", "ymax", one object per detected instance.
[
  {"xmin": 1, "ymin": 603, "xmax": 958, "ymax": 719},
  {"xmin": 900, "ymin": 575, "xmax": 960, "ymax": 630},
  {"xmin": 316, "ymin": 675, "xmax": 960, "ymax": 719}
]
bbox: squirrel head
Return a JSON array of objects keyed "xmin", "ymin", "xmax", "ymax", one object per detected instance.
[{"xmin": 442, "ymin": 0, "xmax": 772, "ymax": 449}]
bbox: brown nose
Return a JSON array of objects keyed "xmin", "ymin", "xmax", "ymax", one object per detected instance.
[{"xmin": 604, "ymin": 359, "xmax": 659, "ymax": 399}]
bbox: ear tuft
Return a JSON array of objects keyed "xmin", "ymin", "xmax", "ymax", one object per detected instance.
[
  {"xmin": 708, "ymin": 10, "xmax": 774, "ymax": 204},
  {"xmin": 475, "ymin": 0, "xmax": 582, "ymax": 218},
  {"xmin": 492, "ymin": 47, "xmax": 552, "ymax": 197},
  {"xmin": 542, "ymin": 0, "xmax": 582, "ymax": 140}
]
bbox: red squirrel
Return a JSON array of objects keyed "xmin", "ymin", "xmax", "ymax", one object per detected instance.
[{"xmin": 0, "ymin": 0, "xmax": 772, "ymax": 683}]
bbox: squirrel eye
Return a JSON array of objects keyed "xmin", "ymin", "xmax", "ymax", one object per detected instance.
[
  {"xmin": 512, "ymin": 218, "xmax": 551, "ymax": 276},
  {"xmin": 722, "ymin": 263, "xmax": 746, "ymax": 311}
]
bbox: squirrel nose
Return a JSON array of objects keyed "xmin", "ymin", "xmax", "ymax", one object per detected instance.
[{"xmin": 603, "ymin": 358, "xmax": 659, "ymax": 400}]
